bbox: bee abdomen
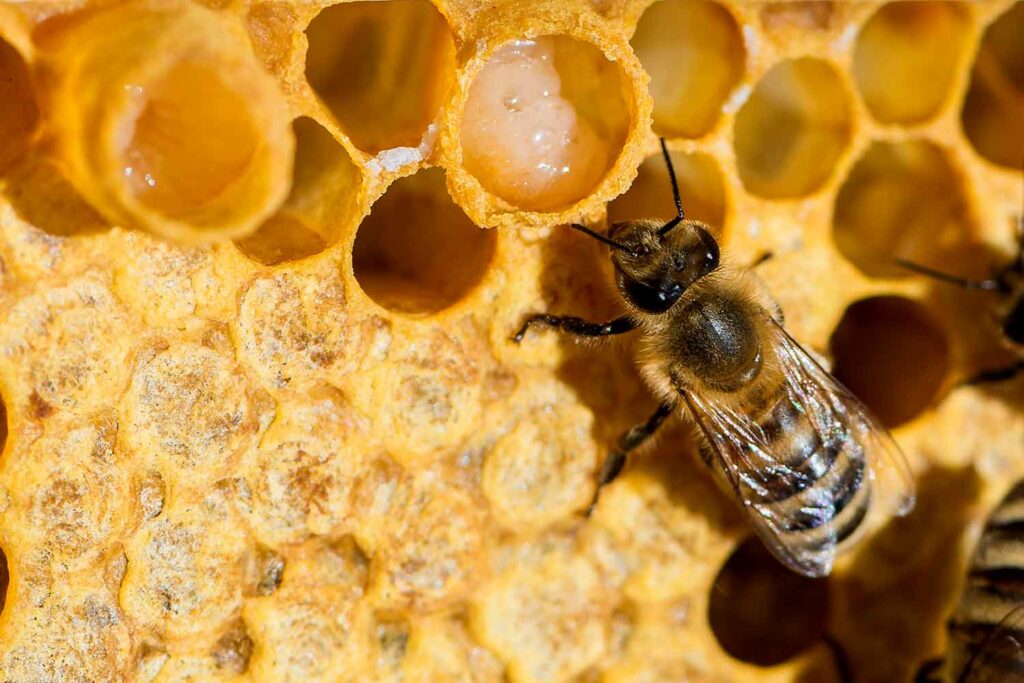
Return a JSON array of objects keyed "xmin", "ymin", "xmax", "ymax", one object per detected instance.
[
  {"xmin": 742, "ymin": 395, "xmax": 872, "ymax": 549},
  {"xmin": 949, "ymin": 482, "xmax": 1024, "ymax": 677}
]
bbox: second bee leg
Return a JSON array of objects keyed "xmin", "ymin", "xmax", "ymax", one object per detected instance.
[
  {"xmin": 967, "ymin": 360, "xmax": 1024, "ymax": 385},
  {"xmin": 511, "ymin": 314, "xmax": 636, "ymax": 343},
  {"xmin": 587, "ymin": 402, "xmax": 674, "ymax": 515}
]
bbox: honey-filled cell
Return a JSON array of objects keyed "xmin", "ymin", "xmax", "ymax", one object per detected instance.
[
  {"xmin": 631, "ymin": 0, "xmax": 745, "ymax": 139},
  {"xmin": 235, "ymin": 117, "xmax": 362, "ymax": 265},
  {"xmin": 305, "ymin": 0, "xmax": 456, "ymax": 155},
  {"xmin": 460, "ymin": 35, "xmax": 631, "ymax": 212}
]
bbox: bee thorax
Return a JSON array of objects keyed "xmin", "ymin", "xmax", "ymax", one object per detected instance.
[{"xmin": 669, "ymin": 293, "xmax": 763, "ymax": 392}]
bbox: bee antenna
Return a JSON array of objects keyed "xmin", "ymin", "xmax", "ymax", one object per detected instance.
[
  {"xmin": 658, "ymin": 137, "xmax": 685, "ymax": 237},
  {"xmin": 895, "ymin": 258, "xmax": 1002, "ymax": 291},
  {"xmin": 570, "ymin": 223, "xmax": 631, "ymax": 252}
]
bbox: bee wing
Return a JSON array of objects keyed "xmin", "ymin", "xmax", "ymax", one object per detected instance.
[
  {"xmin": 767, "ymin": 318, "xmax": 916, "ymax": 520},
  {"xmin": 960, "ymin": 605, "xmax": 1024, "ymax": 683},
  {"xmin": 680, "ymin": 316, "xmax": 915, "ymax": 578}
]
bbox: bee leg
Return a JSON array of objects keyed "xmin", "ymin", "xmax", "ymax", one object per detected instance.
[
  {"xmin": 511, "ymin": 314, "xmax": 636, "ymax": 343},
  {"xmin": 912, "ymin": 657, "xmax": 944, "ymax": 683},
  {"xmin": 966, "ymin": 360, "xmax": 1024, "ymax": 385},
  {"xmin": 822, "ymin": 633, "xmax": 854, "ymax": 683},
  {"xmin": 586, "ymin": 402, "xmax": 674, "ymax": 515}
]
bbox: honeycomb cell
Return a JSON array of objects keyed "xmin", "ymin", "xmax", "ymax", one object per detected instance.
[
  {"xmin": 0, "ymin": 391, "xmax": 6, "ymax": 456},
  {"xmin": 6, "ymin": 416, "xmax": 130, "ymax": 573},
  {"xmin": 471, "ymin": 547, "xmax": 614, "ymax": 683},
  {"xmin": 121, "ymin": 500, "xmax": 254, "ymax": 647},
  {"xmin": 734, "ymin": 58, "xmax": 853, "ymax": 199},
  {"xmin": 461, "ymin": 35, "xmax": 631, "ymax": 211},
  {"xmin": 37, "ymin": 0, "xmax": 293, "ymax": 243},
  {"xmin": 248, "ymin": 388, "xmax": 363, "ymax": 547},
  {"xmin": 402, "ymin": 616, "xmax": 505, "ymax": 682},
  {"xmin": 0, "ymin": 36, "xmax": 38, "ymax": 174},
  {"xmin": 235, "ymin": 117, "xmax": 362, "ymax": 265},
  {"xmin": 352, "ymin": 168, "xmax": 496, "ymax": 315},
  {"xmin": 631, "ymin": 0, "xmax": 745, "ymax": 139},
  {"xmin": 305, "ymin": 0, "xmax": 455, "ymax": 154},
  {"xmin": 607, "ymin": 150, "xmax": 727, "ymax": 234},
  {"xmin": 830, "ymin": 296, "xmax": 951, "ymax": 428},
  {"xmin": 962, "ymin": 2, "xmax": 1024, "ymax": 169},
  {"xmin": 0, "ymin": 576, "xmax": 134, "ymax": 682},
  {"xmin": 122, "ymin": 344, "xmax": 268, "ymax": 484},
  {"xmin": 853, "ymin": 2, "xmax": 972, "ymax": 126},
  {"xmin": 245, "ymin": 538, "xmax": 370, "ymax": 681},
  {"xmin": 0, "ymin": 277, "xmax": 135, "ymax": 416},
  {"xmin": 373, "ymin": 486, "xmax": 485, "ymax": 611},
  {"xmin": 708, "ymin": 538, "xmax": 828, "ymax": 666},
  {"xmin": 833, "ymin": 140, "xmax": 975, "ymax": 278},
  {"xmin": 236, "ymin": 263, "xmax": 356, "ymax": 389},
  {"xmin": 482, "ymin": 398, "xmax": 597, "ymax": 530}
]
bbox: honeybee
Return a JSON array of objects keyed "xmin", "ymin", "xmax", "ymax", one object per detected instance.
[
  {"xmin": 916, "ymin": 481, "xmax": 1024, "ymax": 682},
  {"xmin": 898, "ymin": 222, "xmax": 1024, "ymax": 384},
  {"xmin": 513, "ymin": 140, "xmax": 915, "ymax": 577}
]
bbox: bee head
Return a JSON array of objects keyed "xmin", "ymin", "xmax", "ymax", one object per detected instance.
[{"xmin": 600, "ymin": 218, "xmax": 719, "ymax": 314}]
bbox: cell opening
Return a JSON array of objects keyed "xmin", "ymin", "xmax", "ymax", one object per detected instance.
[
  {"xmin": 734, "ymin": 58, "xmax": 852, "ymax": 199},
  {"xmin": 236, "ymin": 117, "xmax": 362, "ymax": 265},
  {"xmin": 305, "ymin": 0, "xmax": 456, "ymax": 155},
  {"xmin": 830, "ymin": 296, "xmax": 951, "ymax": 428},
  {"xmin": 0, "ymin": 36, "xmax": 38, "ymax": 174},
  {"xmin": 0, "ymin": 391, "xmax": 6, "ymax": 456},
  {"xmin": 352, "ymin": 168, "xmax": 495, "ymax": 315},
  {"xmin": 709, "ymin": 538, "xmax": 829, "ymax": 666},
  {"xmin": 607, "ymin": 150, "xmax": 727, "ymax": 237},
  {"xmin": 460, "ymin": 35, "xmax": 631, "ymax": 212},
  {"xmin": 632, "ymin": 0, "xmax": 745, "ymax": 139},
  {"xmin": 124, "ymin": 59, "xmax": 262, "ymax": 224},
  {"xmin": 833, "ymin": 140, "xmax": 975, "ymax": 279},
  {"xmin": 853, "ymin": 2, "xmax": 972, "ymax": 126},
  {"xmin": 961, "ymin": 2, "xmax": 1024, "ymax": 169}
]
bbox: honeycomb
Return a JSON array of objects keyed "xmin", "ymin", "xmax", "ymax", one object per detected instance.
[{"xmin": 0, "ymin": 1, "xmax": 1022, "ymax": 681}]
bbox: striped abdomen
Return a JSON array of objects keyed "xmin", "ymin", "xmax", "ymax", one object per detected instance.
[
  {"xmin": 948, "ymin": 482, "xmax": 1024, "ymax": 680},
  {"xmin": 738, "ymin": 386, "xmax": 872, "ymax": 557}
]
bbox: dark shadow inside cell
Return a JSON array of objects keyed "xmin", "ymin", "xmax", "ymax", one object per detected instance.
[
  {"xmin": 0, "ymin": 545, "xmax": 7, "ymax": 617},
  {"xmin": 352, "ymin": 168, "xmax": 496, "ymax": 315},
  {"xmin": 708, "ymin": 537, "xmax": 830, "ymax": 666},
  {"xmin": 829, "ymin": 295, "xmax": 951, "ymax": 428},
  {"xmin": 824, "ymin": 466, "xmax": 982, "ymax": 683}
]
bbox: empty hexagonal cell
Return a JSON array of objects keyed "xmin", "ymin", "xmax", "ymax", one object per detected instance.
[
  {"xmin": 305, "ymin": 0, "xmax": 456, "ymax": 154},
  {"xmin": 460, "ymin": 35, "xmax": 631, "ymax": 212},
  {"xmin": 0, "ymin": 35, "xmax": 38, "ymax": 174},
  {"xmin": 632, "ymin": 0, "xmax": 745, "ymax": 139},
  {"xmin": 833, "ymin": 140, "xmax": 975, "ymax": 278},
  {"xmin": 236, "ymin": 117, "xmax": 362, "ymax": 265},
  {"xmin": 853, "ymin": 2, "xmax": 972, "ymax": 126},
  {"xmin": 734, "ymin": 58, "xmax": 853, "ymax": 199},
  {"xmin": 830, "ymin": 296, "xmax": 951, "ymax": 428},
  {"xmin": 962, "ymin": 2, "xmax": 1024, "ymax": 169},
  {"xmin": 353, "ymin": 168, "xmax": 496, "ymax": 315},
  {"xmin": 607, "ymin": 150, "xmax": 726, "ymax": 235},
  {"xmin": 709, "ymin": 538, "xmax": 829, "ymax": 666}
]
